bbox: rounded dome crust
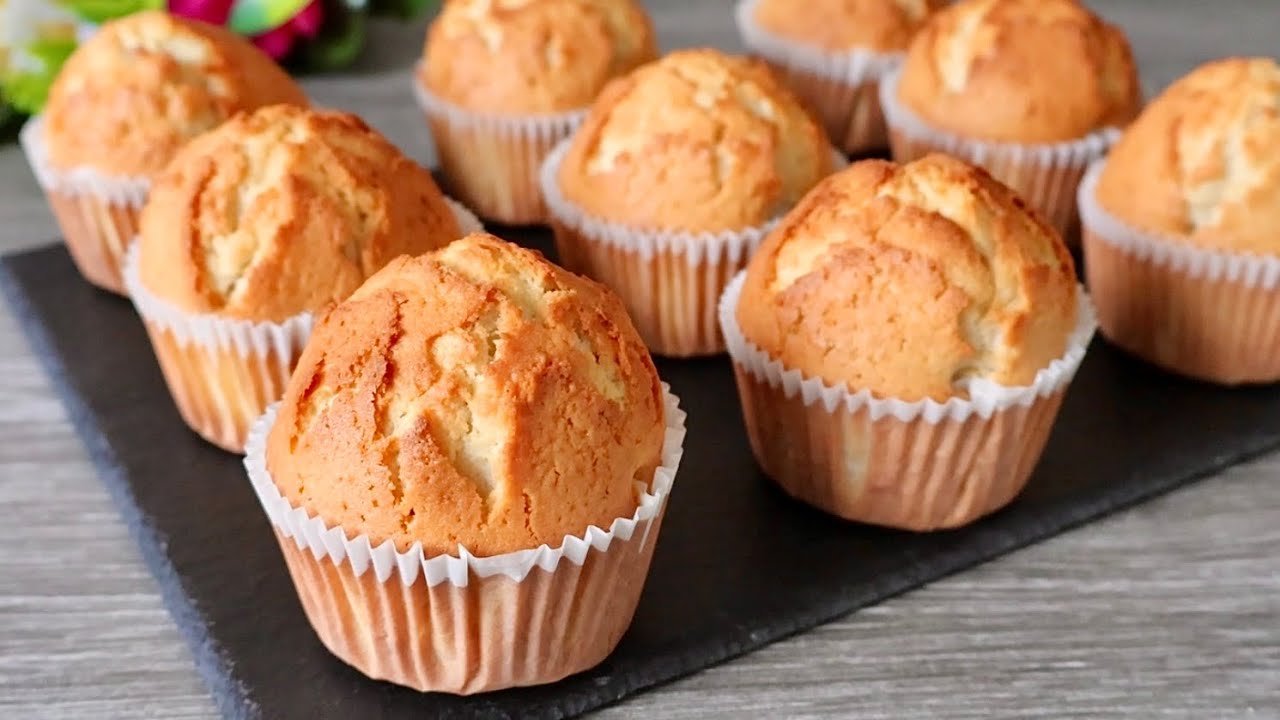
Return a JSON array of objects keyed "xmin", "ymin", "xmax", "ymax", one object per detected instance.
[
  {"xmin": 137, "ymin": 105, "xmax": 462, "ymax": 322},
  {"xmin": 737, "ymin": 154, "xmax": 1078, "ymax": 401},
  {"xmin": 265, "ymin": 233, "xmax": 666, "ymax": 557},
  {"xmin": 42, "ymin": 11, "xmax": 308, "ymax": 176},
  {"xmin": 752, "ymin": 0, "xmax": 949, "ymax": 53},
  {"xmin": 896, "ymin": 0, "xmax": 1140, "ymax": 142},
  {"xmin": 1095, "ymin": 57, "xmax": 1280, "ymax": 254},
  {"xmin": 557, "ymin": 48, "xmax": 834, "ymax": 232},
  {"xmin": 420, "ymin": 0, "xmax": 657, "ymax": 114}
]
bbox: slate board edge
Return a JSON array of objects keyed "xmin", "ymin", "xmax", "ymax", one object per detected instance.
[
  {"xmin": 0, "ymin": 256, "xmax": 261, "ymax": 720},
  {"xmin": 5, "ymin": 245, "xmax": 1279, "ymax": 720}
]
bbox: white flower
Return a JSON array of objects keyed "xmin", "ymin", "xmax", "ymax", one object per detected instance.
[{"xmin": 0, "ymin": 0, "xmax": 88, "ymax": 75}]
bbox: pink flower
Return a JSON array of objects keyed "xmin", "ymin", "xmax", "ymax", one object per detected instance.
[
  {"xmin": 252, "ymin": 0, "xmax": 324, "ymax": 60},
  {"xmin": 167, "ymin": 0, "xmax": 235, "ymax": 25}
]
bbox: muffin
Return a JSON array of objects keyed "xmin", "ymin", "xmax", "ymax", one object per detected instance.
[
  {"xmin": 1080, "ymin": 57, "xmax": 1280, "ymax": 384},
  {"xmin": 541, "ymin": 48, "xmax": 837, "ymax": 357},
  {"xmin": 415, "ymin": 0, "xmax": 656, "ymax": 224},
  {"xmin": 124, "ymin": 105, "xmax": 479, "ymax": 453},
  {"xmin": 880, "ymin": 0, "xmax": 1140, "ymax": 239},
  {"xmin": 19, "ymin": 10, "xmax": 308, "ymax": 295},
  {"xmin": 244, "ymin": 233, "xmax": 686, "ymax": 693},
  {"xmin": 721, "ymin": 154, "xmax": 1096, "ymax": 529},
  {"xmin": 735, "ymin": 0, "xmax": 947, "ymax": 154}
]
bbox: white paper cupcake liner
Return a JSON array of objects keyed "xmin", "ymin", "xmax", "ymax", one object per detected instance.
[
  {"xmin": 244, "ymin": 385, "xmax": 686, "ymax": 587},
  {"xmin": 19, "ymin": 115, "xmax": 150, "ymax": 206},
  {"xmin": 414, "ymin": 63, "xmax": 588, "ymax": 223},
  {"xmin": 539, "ymin": 138, "xmax": 847, "ymax": 266},
  {"xmin": 718, "ymin": 270, "xmax": 1098, "ymax": 423},
  {"xmin": 1078, "ymin": 161, "xmax": 1280, "ymax": 288},
  {"xmin": 733, "ymin": 0, "xmax": 903, "ymax": 86},
  {"xmin": 1079, "ymin": 159, "xmax": 1280, "ymax": 384}
]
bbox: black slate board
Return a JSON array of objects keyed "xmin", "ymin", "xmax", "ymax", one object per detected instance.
[{"xmin": 5, "ymin": 237, "xmax": 1280, "ymax": 720}]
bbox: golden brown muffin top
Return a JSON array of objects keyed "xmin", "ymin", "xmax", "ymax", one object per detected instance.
[
  {"xmin": 738, "ymin": 154, "xmax": 1078, "ymax": 401},
  {"xmin": 419, "ymin": 0, "xmax": 657, "ymax": 114},
  {"xmin": 42, "ymin": 11, "xmax": 307, "ymax": 177},
  {"xmin": 896, "ymin": 0, "xmax": 1140, "ymax": 142},
  {"xmin": 752, "ymin": 0, "xmax": 949, "ymax": 53},
  {"xmin": 556, "ymin": 48, "xmax": 834, "ymax": 232},
  {"xmin": 1095, "ymin": 57, "xmax": 1280, "ymax": 254},
  {"xmin": 137, "ymin": 105, "xmax": 462, "ymax": 323},
  {"xmin": 265, "ymin": 233, "xmax": 665, "ymax": 557}
]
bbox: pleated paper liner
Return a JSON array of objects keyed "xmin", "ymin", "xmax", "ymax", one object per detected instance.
[
  {"xmin": 878, "ymin": 68, "xmax": 1119, "ymax": 242},
  {"xmin": 243, "ymin": 387, "xmax": 687, "ymax": 694},
  {"xmin": 1078, "ymin": 161, "xmax": 1280, "ymax": 384},
  {"xmin": 20, "ymin": 115, "xmax": 149, "ymax": 295},
  {"xmin": 734, "ymin": 0, "xmax": 902, "ymax": 154},
  {"xmin": 123, "ymin": 199, "xmax": 483, "ymax": 454},
  {"xmin": 413, "ymin": 66, "xmax": 588, "ymax": 225},
  {"xmin": 719, "ymin": 271, "xmax": 1098, "ymax": 530},
  {"xmin": 541, "ymin": 139, "xmax": 846, "ymax": 358}
]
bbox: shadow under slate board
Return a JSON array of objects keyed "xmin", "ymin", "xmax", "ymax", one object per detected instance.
[{"xmin": 4, "ymin": 229, "xmax": 1280, "ymax": 720}]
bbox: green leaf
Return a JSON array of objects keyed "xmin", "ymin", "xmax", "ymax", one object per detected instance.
[
  {"xmin": 57, "ymin": 0, "xmax": 165, "ymax": 23},
  {"xmin": 0, "ymin": 37, "xmax": 78, "ymax": 114},
  {"xmin": 297, "ymin": 4, "xmax": 367, "ymax": 71},
  {"xmin": 229, "ymin": 0, "xmax": 313, "ymax": 36}
]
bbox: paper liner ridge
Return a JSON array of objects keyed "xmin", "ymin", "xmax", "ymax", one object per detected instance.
[
  {"xmin": 1078, "ymin": 161, "xmax": 1280, "ymax": 289},
  {"xmin": 20, "ymin": 115, "xmax": 151, "ymax": 207},
  {"xmin": 244, "ymin": 386, "xmax": 686, "ymax": 588},
  {"xmin": 718, "ymin": 271, "xmax": 1097, "ymax": 422}
]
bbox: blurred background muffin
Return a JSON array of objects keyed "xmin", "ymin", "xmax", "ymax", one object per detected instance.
[
  {"xmin": 126, "ymin": 104, "xmax": 474, "ymax": 453},
  {"xmin": 415, "ymin": 0, "xmax": 656, "ymax": 224},
  {"xmin": 736, "ymin": 0, "xmax": 947, "ymax": 155},
  {"xmin": 723, "ymin": 153, "xmax": 1093, "ymax": 529},
  {"xmin": 20, "ymin": 10, "xmax": 307, "ymax": 295},
  {"xmin": 1081, "ymin": 57, "xmax": 1280, "ymax": 384},
  {"xmin": 881, "ymin": 0, "xmax": 1140, "ymax": 240},
  {"xmin": 543, "ymin": 48, "xmax": 835, "ymax": 357},
  {"xmin": 252, "ymin": 232, "xmax": 680, "ymax": 693}
]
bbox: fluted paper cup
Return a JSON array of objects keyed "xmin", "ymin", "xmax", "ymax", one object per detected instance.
[
  {"xmin": 414, "ymin": 65, "xmax": 587, "ymax": 225},
  {"xmin": 541, "ymin": 139, "xmax": 846, "ymax": 357},
  {"xmin": 124, "ymin": 199, "xmax": 482, "ymax": 453},
  {"xmin": 734, "ymin": 0, "xmax": 902, "ymax": 154},
  {"xmin": 244, "ymin": 386, "xmax": 686, "ymax": 694},
  {"xmin": 1079, "ymin": 161, "xmax": 1280, "ymax": 384},
  {"xmin": 20, "ymin": 115, "xmax": 150, "ymax": 295},
  {"xmin": 879, "ymin": 68, "xmax": 1119, "ymax": 242},
  {"xmin": 719, "ymin": 271, "xmax": 1096, "ymax": 530}
]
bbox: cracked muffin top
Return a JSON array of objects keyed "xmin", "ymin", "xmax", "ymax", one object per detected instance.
[
  {"xmin": 137, "ymin": 105, "xmax": 462, "ymax": 322},
  {"xmin": 751, "ymin": 0, "xmax": 949, "ymax": 53},
  {"xmin": 896, "ymin": 0, "xmax": 1139, "ymax": 142},
  {"xmin": 737, "ymin": 154, "xmax": 1077, "ymax": 401},
  {"xmin": 265, "ymin": 233, "xmax": 665, "ymax": 556},
  {"xmin": 556, "ymin": 48, "xmax": 834, "ymax": 232},
  {"xmin": 1095, "ymin": 57, "xmax": 1280, "ymax": 254},
  {"xmin": 419, "ymin": 0, "xmax": 657, "ymax": 114},
  {"xmin": 42, "ymin": 11, "xmax": 307, "ymax": 177}
]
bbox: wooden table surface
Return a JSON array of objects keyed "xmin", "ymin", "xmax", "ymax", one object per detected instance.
[{"xmin": 1, "ymin": 2, "xmax": 1278, "ymax": 718}]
